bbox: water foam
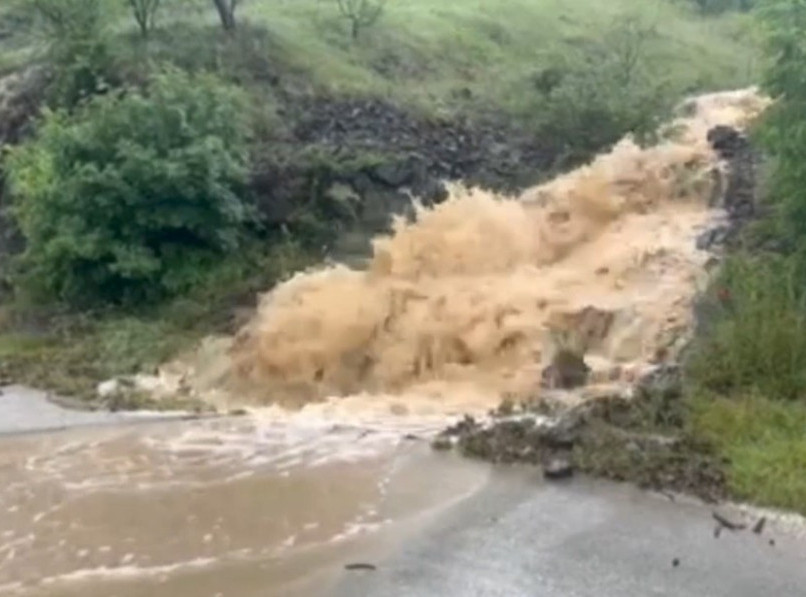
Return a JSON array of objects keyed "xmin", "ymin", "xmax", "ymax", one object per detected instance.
[{"xmin": 139, "ymin": 88, "xmax": 769, "ymax": 419}]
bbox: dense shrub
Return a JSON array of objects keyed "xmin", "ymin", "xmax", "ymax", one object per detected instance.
[
  {"xmin": 527, "ymin": 18, "xmax": 670, "ymax": 159},
  {"xmin": 27, "ymin": 0, "xmax": 120, "ymax": 107},
  {"xmin": 5, "ymin": 68, "xmax": 252, "ymax": 306},
  {"xmin": 756, "ymin": 0, "xmax": 806, "ymax": 247}
]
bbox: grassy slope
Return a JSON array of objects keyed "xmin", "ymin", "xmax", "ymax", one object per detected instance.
[{"xmin": 238, "ymin": 0, "xmax": 761, "ymax": 118}]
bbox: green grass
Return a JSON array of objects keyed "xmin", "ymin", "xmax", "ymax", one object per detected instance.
[
  {"xmin": 691, "ymin": 394, "xmax": 806, "ymax": 513},
  {"xmin": 238, "ymin": 0, "xmax": 760, "ymax": 109}
]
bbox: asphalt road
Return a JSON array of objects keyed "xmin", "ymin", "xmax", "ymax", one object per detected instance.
[
  {"xmin": 0, "ymin": 385, "xmax": 200, "ymax": 435},
  {"xmin": 332, "ymin": 471, "xmax": 806, "ymax": 597}
]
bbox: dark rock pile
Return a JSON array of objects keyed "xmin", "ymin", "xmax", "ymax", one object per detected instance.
[
  {"xmin": 696, "ymin": 125, "xmax": 762, "ymax": 251},
  {"xmin": 291, "ymin": 96, "xmax": 559, "ymax": 190}
]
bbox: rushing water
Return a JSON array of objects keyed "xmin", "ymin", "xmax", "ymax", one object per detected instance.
[{"xmin": 0, "ymin": 89, "xmax": 771, "ymax": 595}]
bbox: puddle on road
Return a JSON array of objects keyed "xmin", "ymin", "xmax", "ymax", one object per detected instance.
[{"xmin": 0, "ymin": 416, "xmax": 491, "ymax": 597}]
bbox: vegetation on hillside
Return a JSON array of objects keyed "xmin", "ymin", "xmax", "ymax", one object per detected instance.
[{"xmin": 684, "ymin": 0, "xmax": 806, "ymax": 514}]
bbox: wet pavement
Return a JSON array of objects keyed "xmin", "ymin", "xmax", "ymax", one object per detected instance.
[
  {"xmin": 332, "ymin": 473, "xmax": 806, "ymax": 597},
  {"xmin": 0, "ymin": 385, "xmax": 201, "ymax": 436}
]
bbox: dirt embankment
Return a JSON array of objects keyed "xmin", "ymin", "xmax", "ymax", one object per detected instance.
[{"xmin": 432, "ymin": 124, "xmax": 763, "ymax": 503}]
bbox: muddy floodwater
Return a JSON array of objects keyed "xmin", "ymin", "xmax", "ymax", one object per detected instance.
[{"xmin": 0, "ymin": 402, "xmax": 493, "ymax": 597}]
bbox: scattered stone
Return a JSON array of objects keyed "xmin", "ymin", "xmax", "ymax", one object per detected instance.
[
  {"xmin": 769, "ymin": 539, "xmax": 776, "ymax": 547},
  {"xmin": 431, "ymin": 436, "xmax": 453, "ymax": 451},
  {"xmin": 712, "ymin": 511, "xmax": 746, "ymax": 532},
  {"xmin": 541, "ymin": 350, "xmax": 591, "ymax": 390},
  {"xmin": 543, "ymin": 456, "xmax": 574, "ymax": 480},
  {"xmin": 753, "ymin": 516, "xmax": 767, "ymax": 535},
  {"xmin": 228, "ymin": 408, "xmax": 248, "ymax": 417},
  {"xmin": 403, "ymin": 433, "xmax": 421, "ymax": 441},
  {"xmin": 344, "ymin": 563, "xmax": 377, "ymax": 571},
  {"xmin": 672, "ymin": 558, "xmax": 680, "ymax": 568}
]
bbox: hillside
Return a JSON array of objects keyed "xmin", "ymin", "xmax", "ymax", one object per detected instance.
[{"xmin": 0, "ymin": 0, "xmax": 761, "ymax": 403}]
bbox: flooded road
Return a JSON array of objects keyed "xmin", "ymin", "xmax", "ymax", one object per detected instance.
[{"xmin": 0, "ymin": 404, "xmax": 491, "ymax": 597}]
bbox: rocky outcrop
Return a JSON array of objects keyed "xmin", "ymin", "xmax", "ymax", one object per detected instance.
[
  {"xmin": 249, "ymin": 95, "xmax": 563, "ymax": 260},
  {"xmin": 696, "ymin": 125, "xmax": 762, "ymax": 252},
  {"xmin": 291, "ymin": 96, "xmax": 558, "ymax": 190}
]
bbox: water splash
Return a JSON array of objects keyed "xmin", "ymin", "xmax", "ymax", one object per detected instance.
[{"xmin": 153, "ymin": 89, "xmax": 769, "ymax": 415}]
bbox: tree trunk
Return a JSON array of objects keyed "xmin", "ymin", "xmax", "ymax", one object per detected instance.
[{"xmin": 212, "ymin": 0, "xmax": 236, "ymax": 31}]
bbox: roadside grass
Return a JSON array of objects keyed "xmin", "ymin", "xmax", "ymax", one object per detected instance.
[{"xmin": 690, "ymin": 393, "xmax": 806, "ymax": 513}]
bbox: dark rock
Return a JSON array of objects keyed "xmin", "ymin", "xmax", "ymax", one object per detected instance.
[
  {"xmin": 707, "ymin": 125, "xmax": 743, "ymax": 158},
  {"xmin": 543, "ymin": 456, "xmax": 574, "ymax": 480},
  {"xmin": 636, "ymin": 364, "xmax": 682, "ymax": 401},
  {"xmin": 753, "ymin": 516, "xmax": 767, "ymax": 535},
  {"xmin": 431, "ymin": 436, "xmax": 453, "ymax": 451},
  {"xmin": 672, "ymin": 558, "xmax": 680, "ymax": 568},
  {"xmin": 537, "ymin": 410, "xmax": 585, "ymax": 448},
  {"xmin": 541, "ymin": 350, "xmax": 591, "ymax": 390},
  {"xmin": 371, "ymin": 158, "xmax": 420, "ymax": 187},
  {"xmin": 712, "ymin": 511, "xmax": 746, "ymax": 532}
]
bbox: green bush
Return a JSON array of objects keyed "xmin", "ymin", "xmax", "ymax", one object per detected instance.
[
  {"xmin": 526, "ymin": 18, "xmax": 670, "ymax": 160},
  {"xmin": 5, "ymin": 67, "xmax": 252, "ymax": 306},
  {"xmin": 27, "ymin": 0, "xmax": 120, "ymax": 108},
  {"xmin": 757, "ymin": 0, "xmax": 806, "ymax": 248}
]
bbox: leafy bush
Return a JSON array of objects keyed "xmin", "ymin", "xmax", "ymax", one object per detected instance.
[
  {"xmin": 5, "ymin": 68, "xmax": 252, "ymax": 306},
  {"xmin": 27, "ymin": 0, "xmax": 120, "ymax": 107},
  {"xmin": 756, "ymin": 0, "xmax": 806, "ymax": 248},
  {"xmin": 526, "ymin": 18, "xmax": 670, "ymax": 160}
]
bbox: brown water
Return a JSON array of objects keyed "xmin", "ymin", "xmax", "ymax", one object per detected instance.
[
  {"xmin": 0, "ymin": 415, "xmax": 491, "ymax": 596},
  {"xmin": 0, "ymin": 89, "xmax": 770, "ymax": 595}
]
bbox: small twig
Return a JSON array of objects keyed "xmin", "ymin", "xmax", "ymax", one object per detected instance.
[{"xmin": 345, "ymin": 563, "xmax": 377, "ymax": 571}]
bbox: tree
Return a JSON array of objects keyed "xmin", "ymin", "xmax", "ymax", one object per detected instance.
[
  {"xmin": 27, "ymin": 0, "xmax": 116, "ymax": 108},
  {"xmin": 212, "ymin": 0, "xmax": 238, "ymax": 31},
  {"xmin": 337, "ymin": 0, "xmax": 385, "ymax": 40},
  {"xmin": 6, "ymin": 68, "xmax": 252, "ymax": 305},
  {"xmin": 126, "ymin": 0, "xmax": 161, "ymax": 37}
]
